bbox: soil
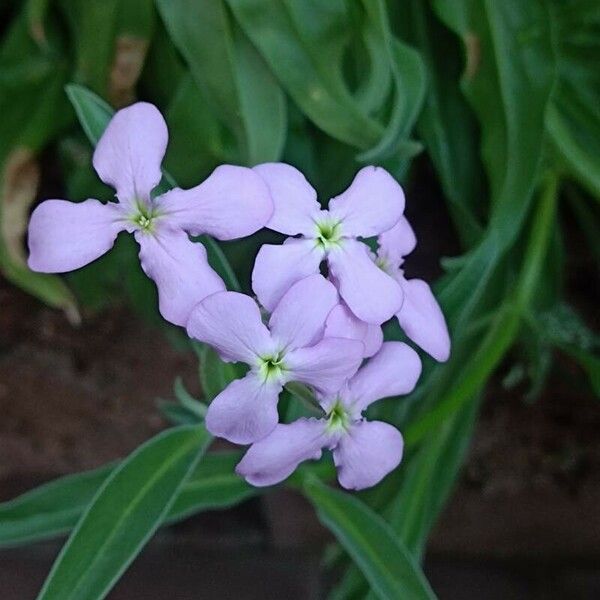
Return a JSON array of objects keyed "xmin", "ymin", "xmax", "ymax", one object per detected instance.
[{"xmin": 0, "ymin": 280, "xmax": 197, "ymax": 500}]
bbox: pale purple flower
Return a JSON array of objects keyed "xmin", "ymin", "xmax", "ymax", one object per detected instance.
[
  {"xmin": 251, "ymin": 163, "xmax": 405, "ymax": 325},
  {"xmin": 236, "ymin": 342, "xmax": 421, "ymax": 490},
  {"xmin": 186, "ymin": 274, "xmax": 364, "ymax": 444},
  {"xmin": 27, "ymin": 102, "xmax": 273, "ymax": 326},
  {"xmin": 377, "ymin": 217, "xmax": 451, "ymax": 362}
]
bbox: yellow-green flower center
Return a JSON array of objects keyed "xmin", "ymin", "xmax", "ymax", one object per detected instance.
[
  {"xmin": 315, "ymin": 220, "xmax": 342, "ymax": 249},
  {"xmin": 326, "ymin": 400, "xmax": 350, "ymax": 433},
  {"xmin": 132, "ymin": 202, "xmax": 159, "ymax": 233},
  {"xmin": 258, "ymin": 352, "xmax": 287, "ymax": 382}
]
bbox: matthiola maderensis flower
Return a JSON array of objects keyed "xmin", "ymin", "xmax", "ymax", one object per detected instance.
[
  {"xmin": 376, "ymin": 217, "xmax": 451, "ymax": 362},
  {"xmin": 27, "ymin": 102, "xmax": 272, "ymax": 326},
  {"xmin": 251, "ymin": 163, "xmax": 405, "ymax": 325},
  {"xmin": 187, "ymin": 275, "xmax": 364, "ymax": 444},
  {"xmin": 236, "ymin": 342, "xmax": 421, "ymax": 490}
]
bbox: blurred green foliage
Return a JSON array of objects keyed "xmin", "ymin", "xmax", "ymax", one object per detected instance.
[{"xmin": 0, "ymin": 0, "xmax": 598, "ymax": 598}]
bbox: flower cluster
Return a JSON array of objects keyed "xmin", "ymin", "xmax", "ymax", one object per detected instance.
[{"xmin": 28, "ymin": 103, "xmax": 450, "ymax": 491}]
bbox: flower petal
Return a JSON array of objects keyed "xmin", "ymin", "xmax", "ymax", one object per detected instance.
[
  {"xmin": 136, "ymin": 227, "xmax": 225, "ymax": 327},
  {"xmin": 285, "ymin": 337, "xmax": 364, "ymax": 396},
  {"xmin": 327, "ymin": 239, "xmax": 403, "ymax": 324},
  {"xmin": 187, "ymin": 290, "xmax": 273, "ymax": 364},
  {"xmin": 346, "ymin": 341, "xmax": 422, "ymax": 411},
  {"xmin": 156, "ymin": 165, "xmax": 273, "ymax": 240},
  {"xmin": 93, "ymin": 102, "xmax": 168, "ymax": 206},
  {"xmin": 28, "ymin": 199, "xmax": 124, "ymax": 273},
  {"xmin": 397, "ymin": 278, "xmax": 451, "ymax": 362},
  {"xmin": 324, "ymin": 304, "xmax": 383, "ymax": 358},
  {"xmin": 236, "ymin": 418, "xmax": 328, "ymax": 486},
  {"xmin": 328, "ymin": 166, "xmax": 405, "ymax": 237},
  {"xmin": 269, "ymin": 274, "xmax": 338, "ymax": 350},
  {"xmin": 377, "ymin": 215, "xmax": 417, "ymax": 267},
  {"xmin": 252, "ymin": 238, "xmax": 324, "ymax": 312},
  {"xmin": 333, "ymin": 420, "xmax": 403, "ymax": 490},
  {"xmin": 363, "ymin": 324, "xmax": 385, "ymax": 358},
  {"xmin": 253, "ymin": 163, "xmax": 321, "ymax": 235},
  {"xmin": 205, "ymin": 374, "xmax": 281, "ymax": 444}
]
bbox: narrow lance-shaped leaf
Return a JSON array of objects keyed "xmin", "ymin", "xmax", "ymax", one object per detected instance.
[
  {"xmin": 385, "ymin": 0, "xmax": 559, "ymax": 443},
  {"xmin": 396, "ymin": 0, "xmax": 485, "ymax": 246},
  {"xmin": 156, "ymin": 0, "xmax": 286, "ymax": 165},
  {"xmin": 0, "ymin": 451, "xmax": 255, "ymax": 549},
  {"xmin": 36, "ymin": 425, "xmax": 210, "ymax": 600},
  {"xmin": 357, "ymin": 0, "xmax": 426, "ymax": 163},
  {"xmin": 405, "ymin": 174, "xmax": 559, "ymax": 445},
  {"xmin": 303, "ymin": 477, "xmax": 437, "ymax": 600},
  {"xmin": 57, "ymin": 0, "xmax": 119, "ymax": 95},
  {"xmin": 432, "ymin": 0, "xmax": 556, "ymax": 329},
  {"xmin": 546, "ymin": 0, "xmax": 600, "ymax": 201},
  {"xmin": 227, "ymin": 0, "xmax": 384, "ymax": 149}
]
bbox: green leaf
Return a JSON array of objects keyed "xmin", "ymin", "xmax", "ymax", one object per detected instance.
[
  {"xmin": 197, "ymin": 343, "xmax": 241, "ymax": 402},
  {"xmin": 65, "ymin": 84, "xmax": 114, "ymax": 145},
  {"xmin": 397, "ymin": 0, "xmax": 485, "ymax": 246},
  {"xmin": 168, "ymin": 451, "xmax": 256, "ymax": 519},
  {"xmin": 356, "ymin": 1, "xmax": 426, "ymax": 163},
  {"xmin": 387, "ymin": 0, "xmax": 560, "ymax": 461},
  {"xmin": 0, "ymin": 451, "xmax": 254, "ymax": 549},
  {"xmin": 65, "ymin": 83, "xmax": 241, "ymax": 291},
  {"xmin": 157, "ymin": 377, "xmax": 206, "ymax": 425},
  {"xmin": 0, "ymin": 464, "xmax": 115, "ymax": 548},
  {"xmin": 173, "ymin": 376, "xmax": 206, "ymax": 415},
  {"xmin": 304, "ymin": 478, "xmax": 436, "ymax": 600},
  {"xmin": 390, "ymin": 397, "xmax": 480, "ymax": 560},
  {"xmin": 156, "ymin": 0, "xmax": 286, "ymax": 165},
  {"xmin": 57, "ymin": 0, "xmax": 120, "ymax": 95},
  {"xmin": 228, "ymin": 0, "xmax": 384, "ymax": 149},
  {"xmin": 432, "ymin": 0, "xmax": 556, "ymax": 328},
  {"xmin": 546, "ymin": 0, "xmax": 600, "ymax": 200},
  {"xmin": 36, "ymin": 425, "xmax": 209, "ymax": 600},
  {"xmin": 164, "ymin": 73, "xmax": 227, "ymax": 185},
  {"xmin": 406, "ymin": 174, "xmax": 559, "ymax": 445},
  {"xmin": 157, "ymin": 399, "xmax": 201, "ymax": 425}
]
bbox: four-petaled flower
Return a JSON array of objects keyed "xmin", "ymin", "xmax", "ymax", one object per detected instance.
[
  {"xmin": 27, "ymin": 102, "xmax": 273, "ymax": 326},
  {"xmin": 251, "ymin": 163, "xmax": 406, "ymax": 325},
  {"xmin": 236, "ymin": 342, "xmax": 421, "ymax": 490},
  {"xmin": 376, "ymin": 217, "xmax": 451, "ymax": 361},
  {"xmin": 187, "ymin": 274, "xmax": 365, "ymax": 444}
]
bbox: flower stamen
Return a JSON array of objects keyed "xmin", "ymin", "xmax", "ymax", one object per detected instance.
[
  {"xmin": 325, "ymin": 400, "xmax": 350, "ymax": 433},
  {"xmin": 131, "ymin": 202, "xmax": 159, "ymax": 233},
  {"xmin": 315, "ymin": 220, "xmax": 342, "ymax": 250},
  {"xmin": 258, "ymin": 351, "xmax": 287, "ymax": 382}
]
